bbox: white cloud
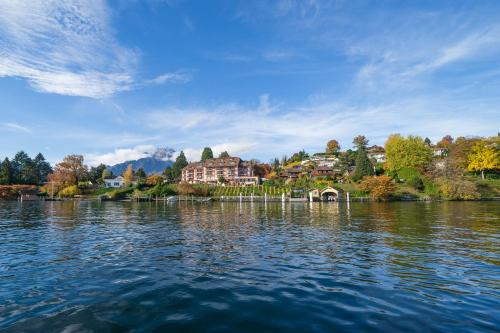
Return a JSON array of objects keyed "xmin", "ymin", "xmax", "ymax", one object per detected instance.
[
  {"xmin": 146, "ymin": 71, "xmax": 193, "ymax": 85},
  {"xmin": 142, "ymin": 94, "xmax": 498, "ymax": 161},
  {"xmin": 86, "ymin": 144, "xmax": 157, "ymax": 166},
  {"xmin": 0, "ymin": 0, "xmax": 136, "ymax": 98},
  {"xmin": 0, "ymin": 1, "xmax": 191, "ymax": 98},
  {"xmin": 2, "ymin": 122, "xmax": 32, "ymax": 133}
]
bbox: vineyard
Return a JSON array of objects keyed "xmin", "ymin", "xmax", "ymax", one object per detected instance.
[{"xmin": 212, "ymin": 185, "xmax": 290, "ymax": 197}]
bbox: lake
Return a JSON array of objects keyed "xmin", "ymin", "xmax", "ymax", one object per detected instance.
[{"xmin": 0, "ymin": 201, "xmax": 499, "ymax": 332}]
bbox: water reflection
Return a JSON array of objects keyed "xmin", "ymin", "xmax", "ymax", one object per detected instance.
[{"xmin": 0, "ymin": 201, "xmax": 498, "ymax": 332}]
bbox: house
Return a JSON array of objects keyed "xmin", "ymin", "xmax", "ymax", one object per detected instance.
[
  {"xmin": 311, "ymin": 166, "xmax": 337, "ymax": 178},
  {"xmin": 302, "ymin": 154, "xmax": 338, "ymax": 168},
  {"xmin": 367, "ymin": 145, "xmax": 386, "ymax": 163},
  {"xmin": 281, "ymin": 165, "xmax": 303, "ymax": 180},
  {"xmin": 104, "ymin": 176, "xmax": 125, "ymax": 188},
  {"xmin": 181, "ymin": 157, "xmax": 259, "ymax": 185},
  {"xmin": 432, "ymin": 147, "xmax": 447, "ymax": 157}
]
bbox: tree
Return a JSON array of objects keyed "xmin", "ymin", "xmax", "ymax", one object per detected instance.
[
  {"xmin": 136, "ymin": 167, "xmax": 147, "ymax": 180},
  {"xmin": 33, "ymin": 153, "xmax": 52, "ymax": 184},
  {"xmin": 326, "ymin": 140, "xmax": 340, "ymax": 155},
  {"xmin": 0, "ymin": 158, "xmax": 12, "ymax": 185},
  {"xmin": 353, "ymin": 135, "xmax": 369, "ymax": 150},
  {"xmin": 352, "ymin": 145, "xmax": 373, "ymax": 181},
  {"xmin": 467, "ymin": 140, "xmax": 499, "ymax": 179},
  {"xmin": 352, "ymin": 136, "xmax": 373, "ymax": 181},
  {"xmin": 359, "ymin": 175, "xmax": 396, "ymax": 200},
  {"xmin": 424, "ymin": 137, "xmax": 431, "ymax": 146},
  {"xmin": 146, "ymin": 175, "xmax": 164, "ymax": 186},
  {"xmin": 218, "ymin": 175, "xmax": 225, "ymax": 184},
  {"xmin": 49, "ymin": 155, "xmax": 88, "ymax": 186},
  {"xmin": 171, "ymin": 151, "xmax": 188, "ymax": 181},
  {"xmin": 437, "ymin": 135, "xmax": 454, "ymax": 149},
  {"xmin": 219, "ymin": 151, "xmax": 230, "ymax": 158},
  {"xmin": 12, "ymin": 151, "xmax": 34, "ymax": 184},
  {"xmin": 201, "ymin": 147, "xmax": 214, "ymax": 162},
  {"xmin": 384, "ymin": 134, "xmax": 432, "ymax": 172},
  {"xmin": 89, "ymin": 164, "xmax": 106, "ymax": 184},
  {"xmin": 123, "ymin": 164, "xmax": 134, "ymax": 186}
]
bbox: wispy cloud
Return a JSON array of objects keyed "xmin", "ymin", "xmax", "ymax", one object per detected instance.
[
  {"xmin": 141, "ymin": 93, "xmax": 498, "ymax": 161},
  {"xmin": 2, "ymin": 122, "xmax": 32, "ymax": 133},
  {"xmin": 0, "ymin": 1, "xmax": 190, "ymax": 98},
  {"xmin": 145, "ymin": 71, "xmax": 193, "ymax": 85}
]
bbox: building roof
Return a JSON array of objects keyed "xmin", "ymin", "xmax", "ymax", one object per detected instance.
[{"xmin": 183, "ymin": 157, "xmax": 252, "ymax": 171}]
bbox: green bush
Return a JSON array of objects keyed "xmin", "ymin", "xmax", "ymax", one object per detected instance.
[
  {"xmin": 398, "ymin": 167, "xmax": 424, "ymax": 191},
  {"xmin": 107, "ymin": 187, "xmax": 134, "ymax": 200}
]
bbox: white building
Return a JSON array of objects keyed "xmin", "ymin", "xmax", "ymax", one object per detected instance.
[{"xmin": 104, "ymin": 176, "xmax": 125, "ymax": 188}]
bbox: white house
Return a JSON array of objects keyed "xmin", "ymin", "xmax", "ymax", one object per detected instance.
[{"xmin": 104, "ymin": 176, "xmax": 125, "ymax": 188}]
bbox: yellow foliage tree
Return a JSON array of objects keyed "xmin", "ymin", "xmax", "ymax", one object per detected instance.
[
  {"xmin": 359, "ymin": 175, "xmax": 396, "ymax": 200},
  {"xmin": 146, "ymin": 175, "xmax": 164, "ymax": 186},
  {"xmin": 467, "ymin": 141, "xmax": 499, "ymax": 179},
  {"xmin": 123, "ymin": 164, "xmax": 134, "ymax": 186}
]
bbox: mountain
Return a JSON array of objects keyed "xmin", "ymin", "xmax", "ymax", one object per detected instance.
[{"xmin": 108, "ymin": 148, "xmax": 175, "ymax": 175}]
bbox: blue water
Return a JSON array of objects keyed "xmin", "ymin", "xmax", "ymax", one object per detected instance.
[{"xmin": 0, "ymin": 201, "xmax": 499, "ymax": 332}]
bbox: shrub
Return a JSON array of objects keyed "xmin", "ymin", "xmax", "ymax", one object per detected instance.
[
  {"xmin": 397, "ymin": 167, "xmax": 424, "ymax": 191},
  {"xmin": 59, "ymin": 185, "xmax": 81, "ymax": 198},
  {"xmin": 107, "ymin": 187, "xmax": 134, "ymax": 200},
  {"xmin": 438, "ymin": 179, "xmax": 480, "ymax": 200},
  {"xmin": 359, "ymin": 175, "xmax": 396, "ymax": 200}
]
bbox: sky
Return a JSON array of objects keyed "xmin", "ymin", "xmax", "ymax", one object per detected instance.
[{"xmin": 0, "ymin": 0, "xmax": 499, "ymax": 166}]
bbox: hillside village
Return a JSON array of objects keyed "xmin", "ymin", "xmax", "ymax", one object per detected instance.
[{"xmin": 0, "ymin": 134, "xmax": 499, "ymax": 202}]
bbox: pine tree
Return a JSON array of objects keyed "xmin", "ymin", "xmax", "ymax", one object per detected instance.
[
  {"xmin": 352, "ymin": 146, "xmax": 374, "ymax": 181},
  {"xmin": 352, "ymin": 136, "xmax": 373, "ymax": 181},
  {"xmin": 33, "ymin": 153, "xmax": 52, "ymax": 184},
  {"xmin": 219, "ymin": 151, "xmax": 230, "ymax": 158},
  {"xmin": 172, "ymin": 151, "xmax": 188, "ymax": 181},
  {"xmin": 0, "ymin": 158, "xmax": 13, "ymax": 185},
  {"xmin": 201, "ymin": 147, "xmax": 213, "ymax": 162}
]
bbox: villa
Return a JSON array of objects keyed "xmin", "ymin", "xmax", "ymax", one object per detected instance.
[
  {"xmin": 182, "ymin": 157, "xmax": 259, "ymax": 185},
  {"xmin": 367, "ymin": 145, "xmax": 386, "ymax": 163},
  {"xmin": 104, "ymin": 176, "xmax": 125, "ymax": 188}
]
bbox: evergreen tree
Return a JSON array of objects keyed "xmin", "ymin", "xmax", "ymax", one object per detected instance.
[
  {"xmin": 201, "ymin": 147, "xmax": 213, "ymax": 162},
  {"xmin": 12, "ymin": 151, "xmax": 31, "ymax": 184},
  {"xmin": 33, "ymin": 153, "xmax": 52, "ymax": 184},
  {"xmin": 0, "ymin": 158, "xmax": 13, "ymax": 185},
  {"xmin": 172, "ymin": 151, "xmax": 188, "ymax": 181},
  {"xmin": 352, "ymin": 136, "xmax": 373, "ymax": 181},
  {"xmin": 219, "ymin": 151, "xmax": 230, "ymax": 158},
  {"xmin": 136, "ymin": 167, "xmax": 147, "ymax": 180}
]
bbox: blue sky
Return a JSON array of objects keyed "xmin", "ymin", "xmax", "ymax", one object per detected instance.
[{"xmin": 0, "ymin": 0, "xmax": 499, "ymax": 165}]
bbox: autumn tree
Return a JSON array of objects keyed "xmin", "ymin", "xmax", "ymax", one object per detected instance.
[
  {"xmin": 359, "ymin": 175, "xmax": 396, "ymax": 200},
  {"xmin": 467, "ymin": 140, "xmax": 499, "ymax": 179},
  {"xmin": 353, "ymin": 135, "xmax": 369, "ymax": 149},
  {"xmin": 384, "ymin": 134, "xmax": 432, "ymax": 172},
  {"xmin": 201, "ymin": 147, "xmax": 214, "ymax": 162},
  {"xmin": 326, "ymin": 140, "xmax": 340, "ymax": 155},
  {"xmin": 49, "ymin": 155, "xmax": 88, "ymax": 187},
  {"xmin": 123, "ymin": 164, "xmax": 134, "ymax": 186},
  {"xmin": 219, "ymin": 151, "xmax": 230, "ymax": 158},
  {"xmin": 146, "ymin": 175, "xmax": 164, "ymax": 186},
  {"xmin": 437, "ymin": 135, "xmax": 454, "ymax": 149}
]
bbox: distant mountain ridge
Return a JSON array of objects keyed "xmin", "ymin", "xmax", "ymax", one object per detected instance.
[{"xmin": 108, "ymin": 148, "xmax": 174, "ymax": 175}]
